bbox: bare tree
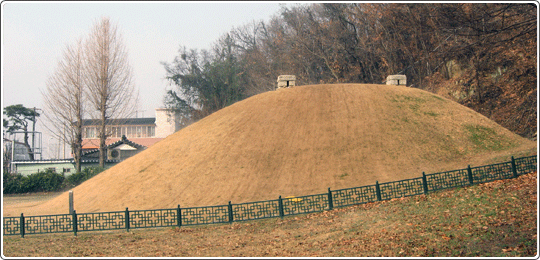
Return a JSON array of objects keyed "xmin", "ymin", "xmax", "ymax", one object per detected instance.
[
  {"xmin": 42, "ymin": 38, "xmax": 86, "ymax": 172},
  {"xmin": 85, "ymin": 17, "xmax": 138, "ymax": 168}
]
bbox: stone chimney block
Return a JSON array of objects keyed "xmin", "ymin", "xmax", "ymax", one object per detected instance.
[
  {"xmin": 386, "ymin": 75, "xmax": 407, "ymax": 86},
  {"xmin": 155, "ymin": 108, "xmax": 182, "ymax": 138},
  {"xmin": 277, "ymin": 75, "xmax": 296, "ymax": 89}
]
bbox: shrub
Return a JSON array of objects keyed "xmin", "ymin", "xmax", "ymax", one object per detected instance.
[
  {"xmin": 3, "ymin": 172, "xmax": 24, "ymax": 194},
  {"xmin": 3, "ymin": 166, "xmax": 105, "ymax": 194},
  {"xmin": 65, "ymin": 166, "xmax": 104, "ymax": 187},
  {"xmin": 25, "ymin": 169, "xmax": 65, "ymax": 192},
  {"xmin": 37, "ymin": 169, "xmax": 65, "ymax": 191},
  {"xmin": 2, "ymin": 169, "xmax": 65, "ymax": 194}
]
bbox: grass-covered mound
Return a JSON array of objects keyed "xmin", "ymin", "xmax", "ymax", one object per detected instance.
[{"xmin": 5, "ymin": 84, "xmax": 535, "ymax": 216}]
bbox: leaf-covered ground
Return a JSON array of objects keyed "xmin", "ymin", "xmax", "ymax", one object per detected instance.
[
  {"xmin": 3, "ymin": 171, "xmax": 536, "ymax": 257},
  {"xmin": 6, "ymin": 84, "xmax": 535, "ymax": 217}
]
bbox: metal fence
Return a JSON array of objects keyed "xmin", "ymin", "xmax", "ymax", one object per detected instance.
[{"xmin": 3, "ymin": 155, "xmax": 537, "ymax": 237}]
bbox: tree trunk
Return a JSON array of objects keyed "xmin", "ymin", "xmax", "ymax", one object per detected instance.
[
  {"xmin": 23, "ymin": 128, "xmax": 35, "ymax": 161},
  {"xmin": 99, "ymin": 116, "xmax": 107, "ymax": 168},
  {"xmin": 72, "ymin": 130, "xmax": 83, "ymax": 173}
]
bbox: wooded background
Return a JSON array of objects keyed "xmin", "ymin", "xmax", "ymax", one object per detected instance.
[{"xmin": 163, "ymin": 3, "xmax": 536, "ymax": 138}]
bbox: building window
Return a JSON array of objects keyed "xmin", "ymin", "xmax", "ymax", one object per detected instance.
[
  {"xmin": 83, "ymin": 124, "xmax": 156, "ymax": 139},
  {"xmin": 110, "ymin": 127, "xmax": 117, "ymax": 138},
  {"xmin": 85, "ymin": 127, "xmax": 96, "ymax": 138}
]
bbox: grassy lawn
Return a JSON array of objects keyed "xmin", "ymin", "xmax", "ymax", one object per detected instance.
[{"xmin": 3, "ymin": 172, "xmax": 536, "ymax": 257}]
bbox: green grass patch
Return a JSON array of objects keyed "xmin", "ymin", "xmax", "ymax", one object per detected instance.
[
  {"xmin": 338, "ymin": 173, "xmax": 349, "ymax": 179},
  {"xmin": 430, "ymin": 95, "xmax": 446, "ymax": 101},
  {"xmin": 464, "ymin": 124, "xmax": 516, "ymax": 151},
  {"xmin": 409, "ymin": 103, "xmax": 420, "ymax": 112},
  {"xmin": 390, "ymin": 94, "xmax": 440, "ymax": 117},
  {"xmin": 423, "ymin": 111, "xmax": 438, "ymax": 117},
  {"xmin": 390, "ymin": 95, "xmax": 426, "ymax": 104}
]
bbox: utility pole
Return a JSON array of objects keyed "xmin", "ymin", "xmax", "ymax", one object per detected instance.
[
  {"xmin": 31, "ymin": 107, "xmax": 42, "ymax": 160},
  {"xmin": 48, "ymin": 137, "xmax": 53, "ymax": 160},
  {"xmin": 11, "ymin": 139, "xmax": 15, "ymax": 173},
  {"xmin": 63, "ymin": 124, "xmax": 66, "ymax": 159}
]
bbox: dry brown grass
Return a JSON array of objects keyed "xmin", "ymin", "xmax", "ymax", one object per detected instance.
[
  {"xmin": 3, "ymin": 84, "xmax": 535, "ymax": 216},
  {"xmin": 3, "ymin": 172, "xmax": 536, "ymax": 257}
]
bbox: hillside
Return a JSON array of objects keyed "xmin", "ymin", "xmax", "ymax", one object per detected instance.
[{"xmin": 4, "ymin": 84, "xmax": 535, "ymax": 216}]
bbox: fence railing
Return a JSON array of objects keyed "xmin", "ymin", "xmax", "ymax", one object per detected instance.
[{"xmin": 3, "ymin": 155, "xmax": 537, "ymax": 237}]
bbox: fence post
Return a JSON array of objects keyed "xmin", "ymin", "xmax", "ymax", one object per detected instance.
[
  {"xmin": 327, "ymin": 188, "xmax": 333, "ymax": 210},
  {"xmin": 125, "ymin": 207, "xmax": 130, "ymax": 232},
  {"xmin": 375, "ymin": 181, "xmax": 382, "ymax": 201},
  {"xmin": 467, "ymin": 165, "xmax": 474, "ymax": 185},
  {"xmin": 511, "ymin": 156, "xmax": 518, "ymax": 178},
  {"xmin": 20, "ymin": 213, "xmax": 25, "ymax": 238},
  {"xmin": 177, "ymin": 204, "xmax": 182, "ymax": 227},
  {"xmin": 228, "ymin": 201, "xmax": 234, "ymax": 224},
  {"xmin": 72, "ymin": 210, "xmax": 78, "ymax": 236},
  {"xmin": 422, "ymin": 172, "xmax": 429, "ymax": 195},
  {"xmin": 69, "ymin": 190, "xmax": 74, "ymax": 214},
  {"xmin": 278, "ymin": 196, "xmax": 284, "ymax": 219}
]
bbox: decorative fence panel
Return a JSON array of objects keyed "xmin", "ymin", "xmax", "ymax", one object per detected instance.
[
  {"xmin": 130, "ymin": 208, "xmax": 178, "ymax": 229},
  {"xmin": 379, "ymin": 177, "xmax": 425, "ymax": 200},
  {"xmin": 282, "ymin": 193, "xmax": 329, "ymax": 216},
  {"xmin": 332, "ymin": 185, "xmax": 377, "ymax": 208},
  {"xmin": 471, "ymin": 162, "xmax": 513, "ymax": 184},
  {"xmin": 180, "ymin": 205, "xmax": 229, "ymax": 226},
  {"xmin": 3, "ymin": 217, "xmax": 21, "ymax": 236},
  {"xmin": 515, "ymin": 156, "xmax": 537, "ymax": 175},
  {"xmin": 24, "ymin": 214, "xmax": 73, "ymax": 235},
  {"xmin": 425, "ymin": 168, "xmax": 469, "ymax": 192},
  {"xmin": 232, "ymin": 200, "xmax": 280, "ymax": 222},
  {"xmin": 77, "ymin": 211, "xmax": 125, "ymax": 232},
  {"xmin": 3, "ymin": 155, "xmax": 537, "ymax": 237}
]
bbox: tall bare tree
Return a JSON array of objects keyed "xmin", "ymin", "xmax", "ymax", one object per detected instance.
[
  {"xmin": 42, "ymin": 38, "xmax": 86, "ymax": 172},
  {"xmin": 85, "ymin": 17, "xmax": 138, "ymax": 168}
]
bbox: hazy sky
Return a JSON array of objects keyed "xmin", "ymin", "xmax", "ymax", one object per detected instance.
[{"xmin": 2, "ymin": 1, "xmax": 291, "ymax": 158}]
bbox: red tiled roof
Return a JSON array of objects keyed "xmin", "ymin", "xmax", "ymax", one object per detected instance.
[{"xmin": 82, "ymin": 138, "xmax": 164, "ymax": 150}]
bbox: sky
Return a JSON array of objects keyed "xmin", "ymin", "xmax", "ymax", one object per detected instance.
[{"xmin": 2, "ymin": 1, "xmax": 292, "ymax": 159}]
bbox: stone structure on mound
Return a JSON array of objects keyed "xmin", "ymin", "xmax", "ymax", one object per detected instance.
[
  {"xmin": 386, "ymin": 74, "xmax": 407, "ymax": 86},
  {"xmin": 277, "ymin": 75, "xmax": 296, "ymax": 89}
]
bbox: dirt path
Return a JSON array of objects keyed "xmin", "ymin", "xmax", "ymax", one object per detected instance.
[
  {"xmin": 3, "ymin": 192, "xmax": 64, "ymax": 216},
  {"xmin": 3, "ymin": 192, "xmax": 63, "ymax": 205}
]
